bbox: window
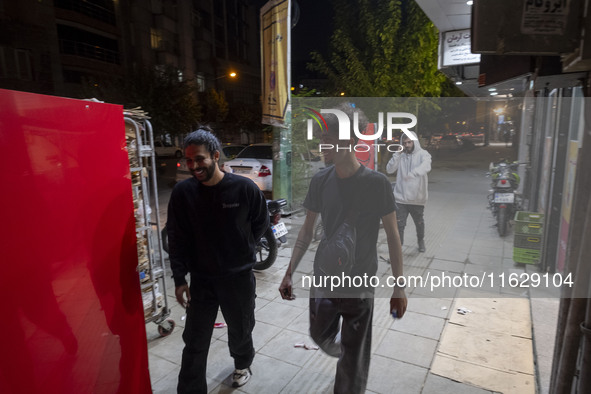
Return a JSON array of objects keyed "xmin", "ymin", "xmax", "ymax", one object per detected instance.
[
  {"xmin": 54, "ymin": 0, "xmax": 116, "ymax": 25},
  {"xmin": 196, "ymin": 72, "xmax": 205, "ymax": 92},
  {"xmin": 151, "ymin": 29, "xmax": 162, "ymax": 49},
  {"xmin": 57, "ymin": 24, "xmax": 119, "ymax": 64},
  {"xmin": 15, "ymin": 49, "xmax": 32, "ymax": 80}
]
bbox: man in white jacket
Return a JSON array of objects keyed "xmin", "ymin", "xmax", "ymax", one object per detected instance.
[{"xmin": 386, "ymin": 132, "xmax": 432, "ymax": 252}]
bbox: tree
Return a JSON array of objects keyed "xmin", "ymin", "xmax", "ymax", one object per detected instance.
[
  {"xmin": 81, "ymin": 65, "xmax": 201, "ymax": 135},
  {"xmin": 203, "ymin": 88, "xmax": 229, "ymax": 123},
  {"xmin": 309, "ymin": 0, "xmax": 453, "ymax": 97}
]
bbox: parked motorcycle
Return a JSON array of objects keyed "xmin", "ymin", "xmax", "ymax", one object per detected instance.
[
  {"xmin": 161, "ymin": 198, "xmax": 288, "ymax": 271},
  {"xmin": 255, "ymin": 198, "xmax": 288, "ymax": 270},
  {"xmin": 487, "ymin": 160, "xmax": 521, "ymax": 236}
]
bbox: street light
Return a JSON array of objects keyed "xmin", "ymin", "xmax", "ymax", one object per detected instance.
[{"xmin": 215, "ymin": 71, "xmax": 238, "ymax": 80}]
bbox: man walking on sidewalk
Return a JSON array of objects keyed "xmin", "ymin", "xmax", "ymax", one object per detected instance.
[
  {"xmin": 386, "ymin": 132, "xmax": 432, "ymax": 252},
  {"xmin": 279, "ymin": 103, "xmax": 407, "ymax": 393},
  {"xmin": 167, "ymin": 127, "xmax": 269, "ymax": 393}
]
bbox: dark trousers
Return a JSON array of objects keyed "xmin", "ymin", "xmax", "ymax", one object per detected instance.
[
  {"xmin": 309, "ymin": 297, "xmax": 374, "ymax": 394},
  {"xmin": 396, "ymin": 203, "xmax": 425, "ymax": 244},
  {"xmin": 177, "ymin": 270, "xmax": 256, "ymax": 394}
]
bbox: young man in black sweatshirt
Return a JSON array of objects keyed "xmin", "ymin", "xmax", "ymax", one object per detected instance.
[{"xmin": 167, "ymin": 127, "xmax": 269, "ymax": 393}]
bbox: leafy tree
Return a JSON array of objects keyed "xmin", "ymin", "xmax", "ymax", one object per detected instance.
[
  {"xmin": 233, "ymin": 103, "xmax": 262, "ymax": 144},
  {"xmin": 81, "ymin": 64, "xmax": 201, "ymax": 135},
  {"xmin": 203, "ymin": 88, "xmax": 229, "ymax": 123},
  {"xmin": 309, "ymin": 0, "xmax": 453, "ymax": 97}
]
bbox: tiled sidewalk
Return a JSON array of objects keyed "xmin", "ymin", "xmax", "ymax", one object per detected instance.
[{"xmin": 147, "ymin": 145, "xmax": 557, "ymax": 393}]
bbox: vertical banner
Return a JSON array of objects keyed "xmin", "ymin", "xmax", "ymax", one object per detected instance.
[{"xmin": 261, "ymin": 0, "xmax": 291, "ymax": 127}]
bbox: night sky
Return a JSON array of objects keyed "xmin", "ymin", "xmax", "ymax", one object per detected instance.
[
  {"xmin": 253, "ymin": 0, "xmax": 333, "ymax": 83},
  {"xmin": 290, "ymin": 0, "xmax": 333, "ymax": 82}
]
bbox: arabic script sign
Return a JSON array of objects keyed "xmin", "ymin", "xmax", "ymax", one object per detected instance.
[{"xmin": 442, "ymin": 29, "xmax": 481, "ymax": 67}]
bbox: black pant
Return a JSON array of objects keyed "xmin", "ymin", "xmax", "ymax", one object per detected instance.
[
  {"xmin": 309, "ymin": 297, "xmax": 374, "ymax": 394},
  {"xmin": 177, "ymin": 270, "xmax": 256, "ymax": 394},
  {"xmin": 396, "ymin": 203, "xmax": 425, "ymax": 244}
]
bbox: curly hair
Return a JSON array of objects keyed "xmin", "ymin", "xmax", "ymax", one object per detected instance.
[{"xmin": 183, "ymin": 126, "xmax": 221, "ymax": 158}]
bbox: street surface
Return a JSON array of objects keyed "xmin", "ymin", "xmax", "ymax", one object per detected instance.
[{"xmin": 147, "ymin": 142, "xmax": 557, "ymax": 394}]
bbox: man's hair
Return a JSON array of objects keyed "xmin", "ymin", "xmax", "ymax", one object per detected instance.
[
  {"xmin": 323, "ymin": 101, "xmax": 368, "ymax": 144},
  {"xmin": 183, "ymin": 126, "xmax": 221, "ymax": 157}
]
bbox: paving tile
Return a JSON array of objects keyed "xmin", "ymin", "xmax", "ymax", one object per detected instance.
[
  {"xmin": 204, "ymin": 339, "xmax": 235, "ymax": 381},
  {"xmin": 431, "ymin": 248, "xmax": 469, "ymax": 263},
  {"xmin": 374, "ymin": 330, "xmax": 438, "ymax": 368},
  {"xmin": 366, "ymin": 354, "xmax": 428, "ymax": 394},
  {"xmin": 148, "ymin": 353, "xmax": 179, "ymax": 386},
  {"xmin": 431, "ymin": 354, "xmax": 535, "ymax": 394},
  {"xmin": 256, "ymin": 278, "xmax": 282, "ymax": 302},
  {"xmin": 258, "ymin": 329, "xmax": 317, "ymax": 367},
  {"xmin": 280, "ymin": 364, "xmax": 334, "ymax": 393},
  {"xmin": 406, "ymin": 296, "xmax": 452, "ymax": 319},
  {"xmin": 255, "ymin": 297, "xmax": 272, "ymax": 313},
  {"xmin": 150, "ymin": 368, "xmax": 180, "ymax": 394},
  {"xmin": 467, "ymin": 253, "xmax": 504, "ymax": 266},
  {"xmin": 448, "ymin": 295, "xmax": 532, "ymax": 338},
  {"xmin": 237, "ymin": 353, "xmax": 301, "ymax": 394},
  {"xmin": 429, "ymin": 259, "xmax": 466, "ymax": 274},
  {"xmin": 255, "ymin": 298, "xmax": 306, "ymax": 328},
  {"xmin": 463, "ymin": 263, "xmax": 503, "ymax": 278},
  {"xmin": 390, "ymin": 311, "xmax": 446, "ymax": 341},
  {"xmin": 150, "ymin": 364, "xmax": 225, "ymax": 394},
  {"xmin": 371, "ymin": 326, "xmax": 388, "ymax": 354},
  {"xmin": 301, "ymin": 348, "xmax": 338, "ymax": 375},
  {"xmin": 287, "ymin": 308, "xmax": 312, "ymax": 335},
  {"xmin": 437, "ymin": 323, "xmax": 534, "ymax": 375},
  {"xmin": 147, "ymin": 330, "xmax": 185, "ymax": 363},
  {"xmin": 410, "ymin": 269, "xmax": 459, "ymax": 299},
  {"xmin": 422, "ymin": 373, "xmax": 495, "ymax": 394},
  {"xmin": 252, "ymin": 321, "xmax": 282, "ymax": 351}
]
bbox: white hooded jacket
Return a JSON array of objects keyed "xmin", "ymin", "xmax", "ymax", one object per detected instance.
[{"xmin": 386, "ymin": 132, "xmax": 432, "ymax": 206}]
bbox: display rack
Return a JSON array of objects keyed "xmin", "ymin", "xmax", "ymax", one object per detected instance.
[{"xmin": 125, "ymin": 111, "xmax": 175, "ymax": 337}]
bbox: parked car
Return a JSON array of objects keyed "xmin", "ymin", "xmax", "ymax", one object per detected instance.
[
  {"xmin": 294, "ymin": 148, "xmax": 326, "ymax": 179},
  {"xmin": 221, "ymin": 144, "xmax": 273, "ymax": 194},
  {"xmin": 175, "ymin": 144, "xmax": 245, "ymax": 183},
  {"xmin": 435, "ymin": 134, "xmax": 462, "ymax": 149},
  {"xmin": 154, "ymin": 140, "xmax": 183, "ymax": 158}
]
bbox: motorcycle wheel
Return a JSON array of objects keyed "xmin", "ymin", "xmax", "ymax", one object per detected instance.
[
  {"xmin": 253, "ymin": 227, "xmax": 278, "ymax": 270},
  {"xmin": 498, "ymin": 206, "xmax": 508, "ymax": 237}
]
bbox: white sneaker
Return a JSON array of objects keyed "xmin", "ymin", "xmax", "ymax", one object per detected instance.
[{"xmin": 232, "ymin": 367, "xmax": 252, "ymax": 388}]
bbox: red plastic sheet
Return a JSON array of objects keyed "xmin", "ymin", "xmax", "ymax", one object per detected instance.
[{"xmin": 0, "ymin": 89, "xmax": 151, "ymax": 394}]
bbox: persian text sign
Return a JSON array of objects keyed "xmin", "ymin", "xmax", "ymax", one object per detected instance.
[{"xmin": 442, "ymin": 29, "xmax": 480, "ymax": 67}]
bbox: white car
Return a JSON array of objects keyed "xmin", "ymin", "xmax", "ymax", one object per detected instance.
[
  {"xmin": 175, "ymin": 144, "xmax": 245, "ymax": 183},
  {"xmin": 154, "ymin": 140, "xmax": 183, "ymax": 158},
  {"xmin": 222, "ymin": 144, "xmax": 273, "ymax": 194}
]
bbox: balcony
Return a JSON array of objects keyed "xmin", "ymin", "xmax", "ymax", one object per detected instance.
[
  {"xmin": 59, "ymin": 39, "xmax": 120, "ymax": 64},
  {"xmin": 54, "ymin": 0, "xmax": 116, "ymax": 26}
]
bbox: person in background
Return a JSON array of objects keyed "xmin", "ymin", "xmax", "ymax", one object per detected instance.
[
  {"xmin": 167, "ymin": 127, "xmax": 269, "ymax": 393},
  {"xmin": 386, "ymin": 132, "xmax": 432, "ymax": 252}
]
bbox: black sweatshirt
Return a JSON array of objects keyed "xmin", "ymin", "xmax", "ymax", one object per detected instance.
[{"xmin": 166, "ymin": 173, "xmax": 269, "ymax": 286}]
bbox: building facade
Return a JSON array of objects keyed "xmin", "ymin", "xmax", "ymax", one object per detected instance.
[{"xmin": 0, "ymin": 0, "xmax": 262, "ymax": 137}]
